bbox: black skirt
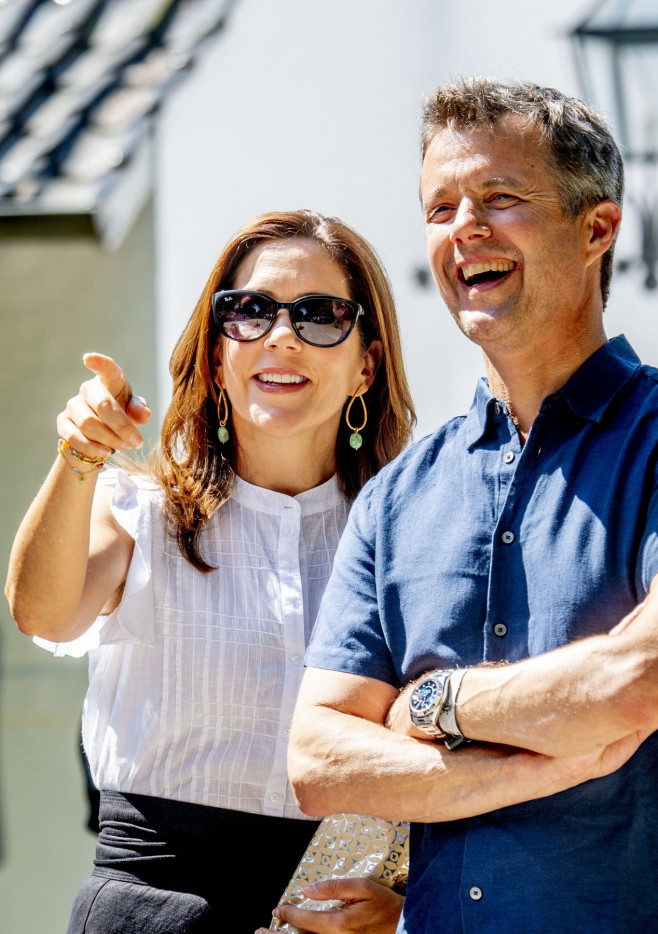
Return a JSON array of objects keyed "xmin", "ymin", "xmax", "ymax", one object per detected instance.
[{"xmin": 67, "ymin": 790, "xmax": 318, "ymax": 933}]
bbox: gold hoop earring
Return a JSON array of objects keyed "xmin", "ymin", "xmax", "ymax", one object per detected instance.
[
  {"xmin": 217, "ymin": 386, "xmax": 230, "ymax": 444},
  {"xmin": 345, "ymin": 386, "xmax": 367, "ymax": 451}
]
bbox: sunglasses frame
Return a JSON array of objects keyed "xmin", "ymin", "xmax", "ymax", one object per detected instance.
[{"xmin": 211, "ymin": 289, "xmax": 364, "ymax": 348}]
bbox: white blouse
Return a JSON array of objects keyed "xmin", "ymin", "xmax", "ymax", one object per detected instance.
[{"xmin": 36, "ymin": 468, "xmax": 350, "ymax": 819}]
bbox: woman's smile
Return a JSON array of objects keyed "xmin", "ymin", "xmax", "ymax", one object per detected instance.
[{"xmin": 253, "ymin": 367, "xmax": 310, "ymax": 390}]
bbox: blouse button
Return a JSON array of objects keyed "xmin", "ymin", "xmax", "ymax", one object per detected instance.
[
  {"xmin": 469, "ymin": 886, "xmax": 483, "ymax": 901},
  {"xmin": 504, "ymin": 451, "xmax": 515, "ymax": 464},
  {"xmin": 493, "ymin": 622, "xmax": 508, "ymax": 637},
  {"xmin": 501, "ymin": 531, "xmax": 515, "ymax": 544}
]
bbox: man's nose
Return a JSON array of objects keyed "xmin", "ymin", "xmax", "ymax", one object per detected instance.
[{"xmin": 449, "ymin": 199, "xmax": 491, "ymax": 244}]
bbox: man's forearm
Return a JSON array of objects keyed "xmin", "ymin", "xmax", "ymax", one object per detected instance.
[{"xmin": 454, "ymin": 596, "xmax": 658, "ymax": 757}]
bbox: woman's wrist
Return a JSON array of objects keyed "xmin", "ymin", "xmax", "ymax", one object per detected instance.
[{"xmin": 57, "ymin": 438, "xmax": 112, "ymax": 483}]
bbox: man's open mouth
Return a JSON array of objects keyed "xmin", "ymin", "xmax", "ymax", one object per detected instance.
[{"xmin": 458, "ymin": 261, "xmax": 516, "ymax": 286}]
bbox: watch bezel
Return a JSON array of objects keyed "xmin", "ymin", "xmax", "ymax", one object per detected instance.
[
  {"xmin": 409, "ymin": 676, "xmax": 443, "ymax": 716},
  {"xmin": 409, "ymin": 670, "xmax": 451, "ymax": 737}
]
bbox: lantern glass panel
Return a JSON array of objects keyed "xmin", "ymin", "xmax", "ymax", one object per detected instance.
[{"xmin": 619, "ymin": 44, "xmax": 658, "ymax": 158}]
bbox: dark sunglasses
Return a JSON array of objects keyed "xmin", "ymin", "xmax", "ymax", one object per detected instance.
[{"xmin": 211, "ymin": 290, "xmax": 364, "ymax": 348}]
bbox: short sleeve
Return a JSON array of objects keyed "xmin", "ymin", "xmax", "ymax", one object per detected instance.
[
  {"xmin": 637, "ymin": 482, "xmax": 658, "ymax": 595},
  {"xmin": 33, "ymin": 468, "xmax": 158, "ymax": 658},
  {"xmin": 305, "ymin": 482, "xmax": 397, "ymax": 686}
]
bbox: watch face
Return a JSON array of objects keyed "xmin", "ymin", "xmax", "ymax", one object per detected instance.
[{"xmin": 410, "ymin": 678, "xmax": 441, "ymax": 716}]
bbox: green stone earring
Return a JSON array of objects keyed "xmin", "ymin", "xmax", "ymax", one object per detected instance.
[
  {"xmin": 345, "ymin": 387, "xmax": 367, "ymax": 451},
  {"xmin": 217, "ymin": 386, "xmax": 230, "ymax": 444}
]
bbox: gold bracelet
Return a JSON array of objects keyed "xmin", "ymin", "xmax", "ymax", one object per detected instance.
[
  {"xmin": 57, "ymin": 438, "xmax": 111, "ymax": 483},
  {"xmin": 58, "ymin": 437, "xmax": 109, "ymax": 465}
]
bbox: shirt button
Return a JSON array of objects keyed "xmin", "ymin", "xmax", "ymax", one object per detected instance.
[
  {"xmin": 493, "ymin": 622, "xmax": 508, "ymax": 637},
  {"xmin": 291, "ymin": 654, "xmax": 302, "ymax": 665},
  {"xmin": 284, "ymin": 728, "xmax": 291, "ymax": 738},
  {"xmin": 504, "ymin": 451, "xmax": 515, "ymax": 464},
  {"xmin": 501, "ymin": 530, "xmax": 515, "ymax": 544},
  {"xmin": 494, "ymin": 403, "xmax": 501, "ymax": 415},
  {"xmin": 270, "ymin": 793, "xmax": 281, "ymax": 803},
  {"xmin": 469, "ymin": 886, "xmax": 483, "ymax": 901}
]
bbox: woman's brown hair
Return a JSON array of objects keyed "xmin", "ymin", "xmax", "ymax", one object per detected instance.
[{"xmin": 149, "ymin": 209, "xmax": 416, "ymax": 570}]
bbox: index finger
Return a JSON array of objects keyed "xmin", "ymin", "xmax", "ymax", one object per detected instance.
[
  {"xmin": 301, "ymin": 878, "xmax": 375, "ymax": 901},
  {"xmin": 83, "ymin": 352, "xmax": 133, "ymax": 411}
]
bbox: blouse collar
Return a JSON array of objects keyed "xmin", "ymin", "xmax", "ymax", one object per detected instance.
[{"xmin": 231, "ymin": 473, "xmax": 346, "ymax": 516}]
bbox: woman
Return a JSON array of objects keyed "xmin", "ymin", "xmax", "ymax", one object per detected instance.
[{"xmin": 6, "ymin": 210, "xmax": 415, "ymax": 933}]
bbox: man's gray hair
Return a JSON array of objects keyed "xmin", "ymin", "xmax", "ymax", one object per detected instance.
[{"xmin": 421, "ymin": 76, "xmax": 624, "ymax": 306}]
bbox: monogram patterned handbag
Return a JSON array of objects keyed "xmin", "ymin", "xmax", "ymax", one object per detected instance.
[{"xmin": 269, "ymin": 813, "xmax": 409, "ymax": 932}]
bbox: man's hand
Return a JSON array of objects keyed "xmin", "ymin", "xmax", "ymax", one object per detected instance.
[
  {"xmin": 254, "ymin": 878, "xmax": 404, "ymax": 934},
  {"xmin": 385, "ymin": 683, "xmax": 430, "ymax": 740},
  {"xmin": 550, "ymin": 728, "xmax": 652, "ymax": 784}
]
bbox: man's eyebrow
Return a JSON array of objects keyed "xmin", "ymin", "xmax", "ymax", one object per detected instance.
[
  {"xmin": 483, "ymin": 175, "xmax": 524, "ymax": 189},
  {"xmin": 420, "ymin": 175, "xmax": 526, "ymax": 207},
  {"xmin": 419, "ymin": 183, "xmax": 447, "ymax": 208}
]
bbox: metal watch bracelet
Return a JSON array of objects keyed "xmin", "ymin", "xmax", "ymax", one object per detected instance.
[{"xmin": 438, "ymin": 668, "xmax": 470, "ymax": 750}]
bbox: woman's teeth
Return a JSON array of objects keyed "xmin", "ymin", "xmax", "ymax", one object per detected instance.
[{"xmin": 257, "ymin": 373, "xmax": 306, "ymax": 384}]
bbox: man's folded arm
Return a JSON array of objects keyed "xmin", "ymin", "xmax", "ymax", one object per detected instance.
[
  {"xmin": 388, "ymin": 578, "xmax": 658, "ymax": 760},
  {"xmin": 287, "ymin": 666, "xmax": 648, "ymax": 824}
]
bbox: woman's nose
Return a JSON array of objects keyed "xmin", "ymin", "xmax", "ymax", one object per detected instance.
[{"xmin": 263, "ymin": 309, "xmax": 303, "ymax": 350}]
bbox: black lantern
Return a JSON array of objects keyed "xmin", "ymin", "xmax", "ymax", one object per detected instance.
[{"xmin": 571, "ymin": 0, "xmax": 658, "ymax": 289}]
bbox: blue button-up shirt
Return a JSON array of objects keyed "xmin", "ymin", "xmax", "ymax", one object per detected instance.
[{"xmin": 307, "ymin": 336, "xmax": 658, "ymax": 933}]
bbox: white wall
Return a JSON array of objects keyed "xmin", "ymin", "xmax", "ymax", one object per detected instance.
[{"xmin": 156, "ymin": 0, "xmax": 657, "ymax": 441}]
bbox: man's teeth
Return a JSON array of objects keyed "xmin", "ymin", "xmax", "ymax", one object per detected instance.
[
  {"xmin": 462, "ymin": 260, "xmax": 515, "ymax": 282},
  {"xmin": 257, "ymin": 373, "xmax": 306, "ymax": 384}
]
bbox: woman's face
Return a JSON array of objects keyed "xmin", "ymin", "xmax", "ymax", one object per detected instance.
[{"xmin": 213, "ymin": 237, "xmax": 379, "ymax": 459}]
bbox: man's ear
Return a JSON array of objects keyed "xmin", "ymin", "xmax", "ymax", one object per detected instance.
[
  {"xmin": 359, "ymin": 339, "xmax": 383, "ymax": 392},
  {"xmin": 584, "ymin": 199, "xmax": 622, "ymax": 268}
]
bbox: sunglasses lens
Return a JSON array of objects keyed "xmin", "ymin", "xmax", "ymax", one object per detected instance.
[
  {"xmin": 213, "ymin": 292, "xmax": 360, "ymax": 346},
  {"xmin": 215, "ymin": 292, "xmax": 274, "ymax": 341},
  {"xmin": 293, "ymin": 298, "xmax": 357, "ymax": 346}
]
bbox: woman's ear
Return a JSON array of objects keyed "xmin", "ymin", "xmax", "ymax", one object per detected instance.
[
  {"xmin": 211, "ymin": 340, "xmax": 223, "ymax": 388},
  {"xmin": 359, "ymin": 339, "xmax": 383, "ymax": 392}
]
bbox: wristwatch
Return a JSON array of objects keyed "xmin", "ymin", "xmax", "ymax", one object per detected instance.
[{"xmin": 409, "ymin": 668, "xmax": 470, "ymax": 750}]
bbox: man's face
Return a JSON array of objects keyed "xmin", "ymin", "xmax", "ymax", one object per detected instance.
[{"xmin": 421, "ymin": 115, "xmax": 595, "ymax": 357}]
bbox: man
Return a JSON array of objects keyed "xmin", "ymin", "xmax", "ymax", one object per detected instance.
[{"xmin": 287, "ymin": 77, "xmax": 658, "ymax": 933}]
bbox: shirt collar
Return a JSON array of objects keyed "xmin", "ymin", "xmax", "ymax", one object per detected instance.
[
  {"xmin": 557, "ymin": 335, "xmax": 641, "ymax": 423},
  {"xmin": 231, "ymin": 473, "xmax": 346, "ymax": 516},
  {"xmin": 465, "ymin": 378, "xmax": 503, "ymax": 448},
  {"xmin": 465, "ymin": 334, "xmax": 641, "ymax": 446}
]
